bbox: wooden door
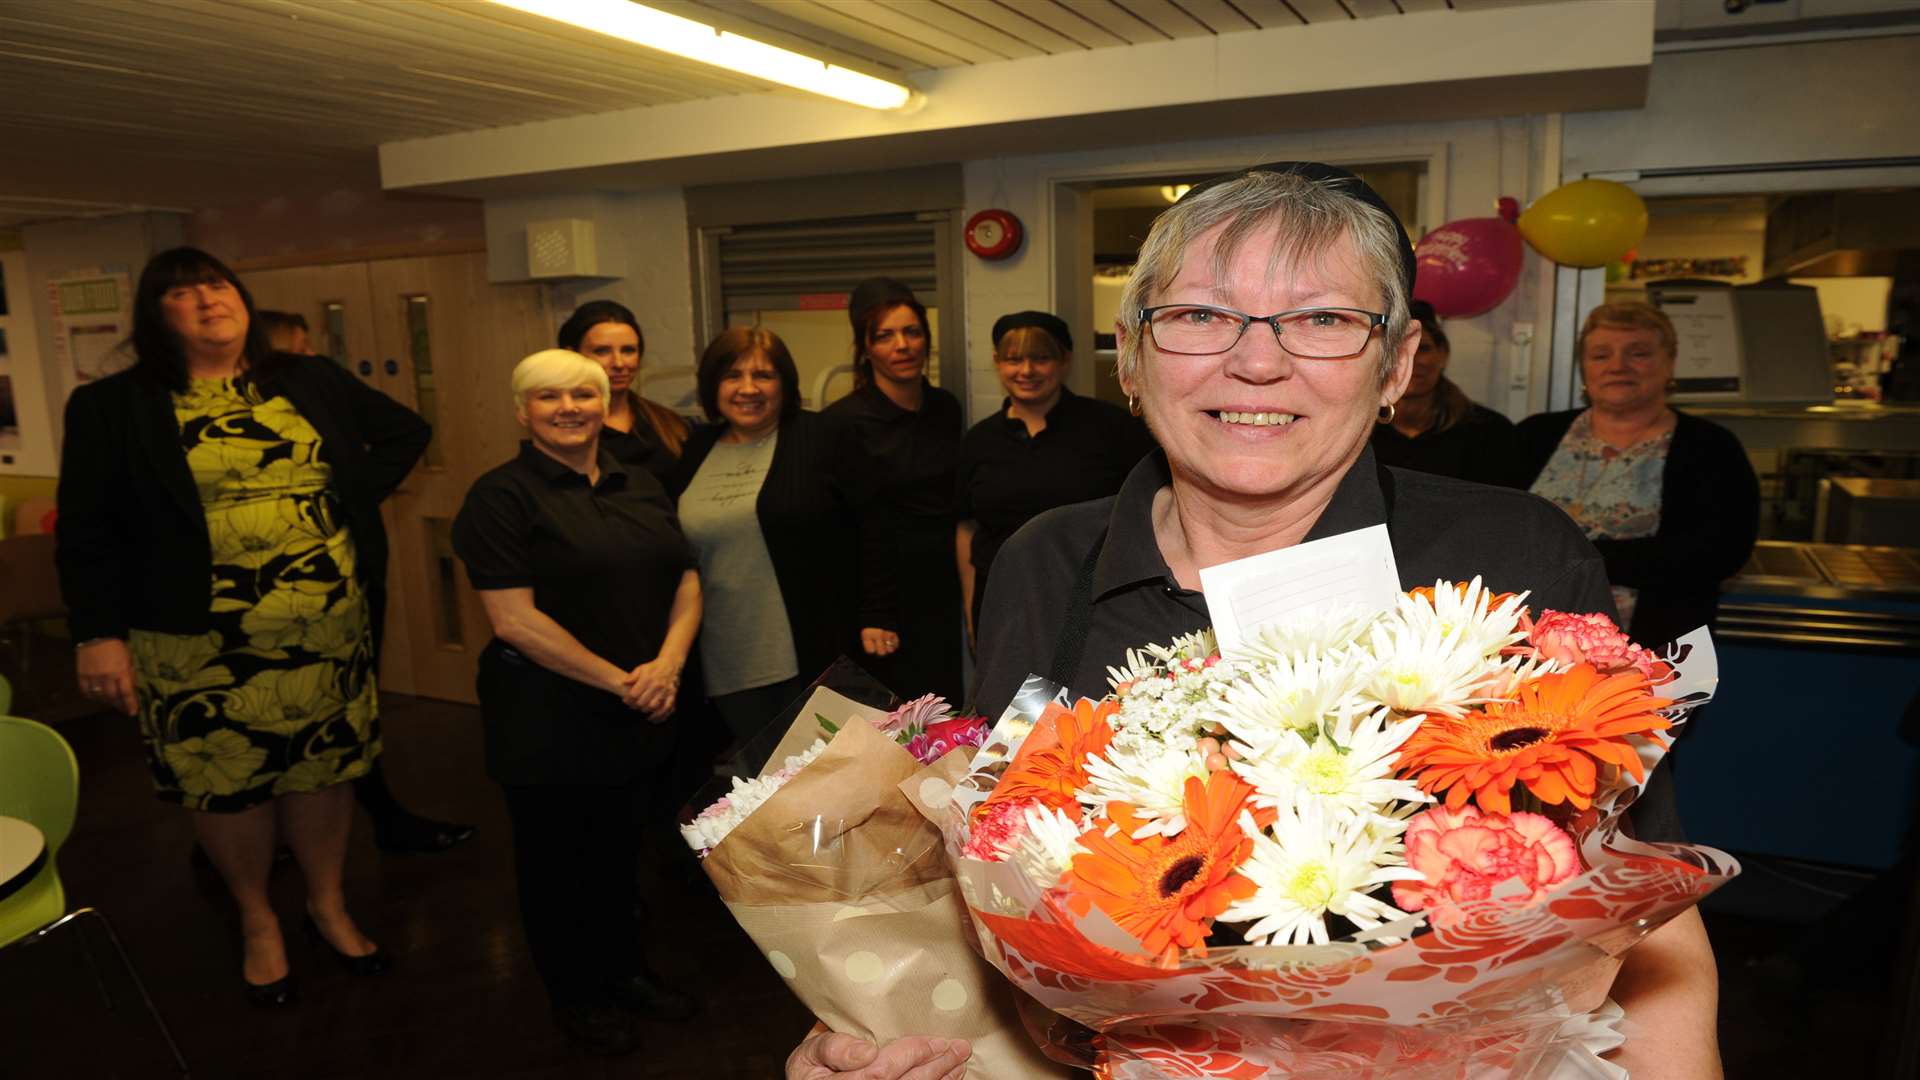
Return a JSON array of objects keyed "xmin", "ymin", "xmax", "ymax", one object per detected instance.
[
  {"xmin": 242, "ymin": 262, "xmax": 422, "ymax": 694},
  {"xmin": 367, "ymin": 253, "xmax": 550, "ymax": 704}
]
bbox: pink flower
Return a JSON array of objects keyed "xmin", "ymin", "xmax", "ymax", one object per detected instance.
[
  {"xmin": 880, "ymin": 692, "xmax": 953, "ymax": 734},
  {"xmin": 1391, "ymin": 805, "xmax": 1580, "ymax": 924},
  {"xmin": 904, "ymin": 715, "xmax": 989, "ymax": 765},
  {"xmin": 1526, "ymin": 610, "xmax": 1669, "ymax": 681},
  {"xmin": 961, "ymin": 797, "xmax": 1036, "ymax": 861}
]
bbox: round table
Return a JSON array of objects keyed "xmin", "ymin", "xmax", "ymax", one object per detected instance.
[{"xmin": 0, "ymin": 815, "xmax": 48, "ymax": 903}]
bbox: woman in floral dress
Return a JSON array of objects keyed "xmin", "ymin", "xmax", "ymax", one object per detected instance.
[{"xmin": 56, "ymin": 247, "xmax": 430, "ymax": 1005}]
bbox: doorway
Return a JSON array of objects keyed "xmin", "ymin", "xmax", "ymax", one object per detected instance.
[{"xmin": 242, "ymin": 252, "xmax": 552, "ymax": 704}]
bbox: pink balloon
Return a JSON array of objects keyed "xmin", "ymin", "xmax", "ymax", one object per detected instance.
[{"xmin": 1412, "ymin": 210, "xmax": 1524, "ymax": 319}]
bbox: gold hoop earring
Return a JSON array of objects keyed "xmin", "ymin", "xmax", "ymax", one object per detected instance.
[
  {"xmin": 1377, "ymin": 402, "xmax": 1396, "ymax": 425},
  {"xmin": 1127, "ymin": 395, "xmax": 1142, "ymax": 417}
]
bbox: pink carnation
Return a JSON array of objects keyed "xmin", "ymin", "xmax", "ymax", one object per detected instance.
[
  {"xmin": 961, "ymin": 797, "xmax": 1035, "ymax": 862},
  {"xmin": 904, "ymin": 715, "xmax": 989, "ymax": 765},
  {"xmin": 1527, "ymin": 610, "xmax": 1668, "ymax": 681},
  {"xmin": 1391, "ymin": 805, "xmax": 1580, "ymax": 925},
  {"xmin": 880, "ymin": 693, "xmax": 953, "ymax": 734}
]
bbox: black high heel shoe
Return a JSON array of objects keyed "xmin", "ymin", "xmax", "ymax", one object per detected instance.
[
  {"xmin": 244, "ymin": 973, "xmax": 296, "ymax": 1008},
  {"xmin": 303, "ymin": 915, "xmax": 391, "ymax": 977}
]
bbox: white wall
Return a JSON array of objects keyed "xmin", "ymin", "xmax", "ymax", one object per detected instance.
[
  {"xmin": 482, "ymin": 188, "xmax": 698, "ymax": 381},
  {"xmin": 961, "ymin": 116, "xmax": 1563, "ymax": 424}
]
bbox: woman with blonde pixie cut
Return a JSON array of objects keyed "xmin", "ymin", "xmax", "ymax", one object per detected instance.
[{"xmin": 454, "ymin": 347, "xmax": 703, "ymax": 1055}]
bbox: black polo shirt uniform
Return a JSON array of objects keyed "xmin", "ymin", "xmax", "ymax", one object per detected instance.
[
  {"xmin": 1369, "ymin": 402, "xmax": 1528, "ymax": 489},
  {"xmin": 973, "ymin": 447, "xmax": 1683, "ymax": 843},
  {"xmin": 451, "ymin": 440, "xmax": 697, "ymax": 1010},
  {"xmin": 956, "ymin": 389, "xmax": 1156, "ymax": 627},
  {"xmin": 823, "ymin": 379, "xmax": 966, "ymax": 701}
]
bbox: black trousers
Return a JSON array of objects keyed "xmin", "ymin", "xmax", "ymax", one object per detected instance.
[{"xmin": 499, "ymin": 781, "xmax": 647, "ymax": 1008}]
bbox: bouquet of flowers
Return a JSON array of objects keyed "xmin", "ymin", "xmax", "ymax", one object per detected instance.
[
  {"xmin": 915, "ymin": 579, "xmax": 1737, "ymax": 1078},
  {"xmin": 680, "ymin": 664, "xmax": 1076, "ymax": 1077}
]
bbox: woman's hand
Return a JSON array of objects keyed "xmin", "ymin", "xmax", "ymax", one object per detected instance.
[
  {"xmin": 76, "ymin": 638, "xmax": 139, "ymax": 717},
  {"xmin": 786, "ymin": 1031, "xmax": 969, "ymax": 1080},
  {"xmin": 622, "ymin": 655, "xmax": 682, "ymax": 722},
  {"xmin": 861, "ymin": 628, "xmax": 900, "ymax": 657}
]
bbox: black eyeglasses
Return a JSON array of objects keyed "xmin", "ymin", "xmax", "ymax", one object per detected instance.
[{"xmin": 1138, "ymin": 304, "xmax": 1386, "ymax": 360}]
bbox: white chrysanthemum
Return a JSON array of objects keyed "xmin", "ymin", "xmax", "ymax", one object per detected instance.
[
  {"xmin": 1361, "ymin": 613, "xmax": 1516, "ymax": 717},
  {"xmin": 679, "ymin": 738, "xmax": 829, "ymax": 852},
  {"xmin": 1080, "ymin": 737, "xmax": 1207, "ymax": 838},
  {"xmin": 1397, "ymin": 578, "xmax": 1532, "ymax": 657},
  {"xmin": 1007, "ymin": 804, "xmax": 1088, "ymax": 890},
  {"xmin": 1206, "ymin": 650, "xmax": 1370, "ymax": 755},
  {"xmin": 1231, "ymin": 707, "xmax": 1429, "ymax": 826},
  {"xmin": 1221, "ymin": 805, "xmax": 1421, "ymax": 946},
  {"xmin": 1230, "ymin": 603, "xmax": 1376, "ymax": 665}
]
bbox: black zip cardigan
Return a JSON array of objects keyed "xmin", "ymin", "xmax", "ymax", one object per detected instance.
[
  {"xmin": 1514, "ymin": 407, "xmax": 1760, "ymax": 652},
  {"xmin": 55, "ymin": 353, "xmax": 431, "ymax": 643},
  {"xmin": 668, "ymin": 409, "xmax": 883, "ymax": 683}
]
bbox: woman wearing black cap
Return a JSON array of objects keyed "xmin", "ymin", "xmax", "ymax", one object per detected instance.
[
  {"xmin": 821, "ymin": 278, "xmax": 965, "ymax": 702},
  {"xmin": 955, "ymin": 311, "xmax": 1154, "ymax": 645},
  {"xmin": 1367, "ymin": 300, "xmax": 1525, "ymax": 487}
]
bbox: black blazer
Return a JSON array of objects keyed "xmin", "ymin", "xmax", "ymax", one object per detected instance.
[
  {"xmin": 55, "ymin": 353, "xmax": 431, "ymax": 642},
  {"xmin": 669, "ymin": 410, "xmax": 875, "ymax": 682},
  {"xmin": 1515, "ymin": 408, "xmax": 1759, "ymax": 651}
]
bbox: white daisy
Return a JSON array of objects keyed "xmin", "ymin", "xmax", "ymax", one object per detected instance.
[
  {"xmin": 1007, "ymin": 804, "xmax": 1088, "ymax": 890},
  {"xmin": 1230, "ymin": 603, "xmax": 1376, "ymax": 665},
  {"xmin": 1222, "ymin": 805, "xmax": 1421, "ymax": 946},
  {"xmin": 1397, "ymin": 577, "xmax": 1532, "ymax": 661},
  {"xmin": 1205, "ymin": 649, "xmax": 1370, "ymax": 755},
  {"xmin": 1231, "ymin": 706, "xmax": 1429, "ymax": 826},
  {"xmin": 1360, "ymin": 612, "xmax": 1515, "ymax": 717},
  {"xmin": 1079, "ymin": 736, "xmax": 1208, "ymax": 838}
]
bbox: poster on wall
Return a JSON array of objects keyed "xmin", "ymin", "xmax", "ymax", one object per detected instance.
[
  {"xmin": 49, "ymin": 269, "xmax": 134, "ymax": 396},
  {"xmin": 1649, "ymin": 286, "xmax": 1743, "ymax": 398}
]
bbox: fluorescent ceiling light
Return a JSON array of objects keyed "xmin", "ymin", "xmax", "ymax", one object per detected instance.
[{"xmin": 488, "ymin": 0, "xmax": 917, "ymax": 111}]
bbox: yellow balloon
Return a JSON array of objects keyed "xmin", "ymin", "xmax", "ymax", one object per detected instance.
[{"xmin": 1517, "ymin": 180, "xmax": 1648, "ymax": 268}]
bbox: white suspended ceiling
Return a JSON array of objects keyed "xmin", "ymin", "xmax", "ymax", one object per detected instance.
[{"xmin": 3, "ymin": 0, "xmax": 1610, "ymax": 218}]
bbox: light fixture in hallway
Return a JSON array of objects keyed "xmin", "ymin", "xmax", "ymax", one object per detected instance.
[{"xmin": 487, "ymin": 0, "xmax": 918, "ymax": 110}]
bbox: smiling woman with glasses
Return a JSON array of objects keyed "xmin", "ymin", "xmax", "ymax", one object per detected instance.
[{"xmin": 789, "ymin": 164, "xmax": 1723, "ymax": 1080}]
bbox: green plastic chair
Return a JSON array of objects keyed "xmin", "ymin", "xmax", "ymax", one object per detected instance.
[{"xmin": 0, "ymin": 716, "xmax": 190, "ymax": 1074}]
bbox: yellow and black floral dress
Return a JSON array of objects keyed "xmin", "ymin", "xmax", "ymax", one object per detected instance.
[{"xmin": 133, "ymin": 376, "xmax": 381, "ymax": 812}]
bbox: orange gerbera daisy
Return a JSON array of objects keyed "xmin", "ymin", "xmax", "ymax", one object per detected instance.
[
  {"xmin": 1066, "ymin": 770, "xmax": 1258, "ymax": 965},
  {"xmin": 977, "ymin": 698, "xmax": 1116, "ymax": 819},
  {"xmin": 1395, "ymin": 663, "xmax": 1673, "ymax": 815}
]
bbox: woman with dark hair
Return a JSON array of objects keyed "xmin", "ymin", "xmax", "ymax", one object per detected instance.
[
  {"xmin": 56, "ymin": 247, "xmax": 428, "ymax": 1004},
  {"xmin": 956, "ymin": 310, "xmax": 1153, "ymax": 645},
  {"xmin": 669, "ymin": 327, "xmax": 871, "ymax": 735},
  {"xmin": 1517, "ymin": 301, "xmax": 1759, "ymax": 654},
  {"xmin": 1368, "ymin": 300, "xmax": 1525, "ymax": 487},
  {"xmin": 557, "ymin": 300, "xmax": 692, "ymax": 486},
  {"xmin": 821, "ymin": 277, "xmax": 965, "ymax": 702}
]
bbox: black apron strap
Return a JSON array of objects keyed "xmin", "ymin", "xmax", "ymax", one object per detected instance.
[{"xmin": 1047, "ymin": 529, "xmax": 1107, "ymax": 687}]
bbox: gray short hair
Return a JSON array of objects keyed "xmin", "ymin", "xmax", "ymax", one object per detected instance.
[{"xmin": 1116, "ymin": 170, "xmax": 1412, "ymax": 387}]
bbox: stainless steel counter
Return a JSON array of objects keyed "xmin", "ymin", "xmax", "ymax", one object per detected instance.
[
  {"xmin": 1684, "ymin": 402, "xmax": 1920, "ymax": 452},
  {"xmin": 1719, "ymin": 540, "xmax": 1920, "ymax": 652}
]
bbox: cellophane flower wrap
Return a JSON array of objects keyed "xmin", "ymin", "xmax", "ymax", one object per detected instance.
[
  {"xmin": 914, "ymin": 580, "xmax": 1738, "ymax": 1079},
  {"xmin": 681, "ymin": 659, "xmax": 1074, "ymax": 1078}
]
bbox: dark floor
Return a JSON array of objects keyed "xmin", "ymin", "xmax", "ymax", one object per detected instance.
[{"xmin": 3, "ymin": 649, "xmax": 1915, "ymax": 1077}]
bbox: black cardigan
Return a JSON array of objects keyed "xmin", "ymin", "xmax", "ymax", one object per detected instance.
[
  {"xmin": 669, "ymin": 410, "xmax": 877, "ymax": 682},
  {"xmin": 55, "ymin": 354, "xmax": 431, "ymax": 642},
  {"xmin": 1514, "ymin": 408, "xmax": 1759, "ymax": 652}
]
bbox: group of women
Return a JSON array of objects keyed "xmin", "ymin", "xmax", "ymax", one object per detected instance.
[{"xmin": 57, "ymin": 159, "xmax": 1754, "ymax": 1073}]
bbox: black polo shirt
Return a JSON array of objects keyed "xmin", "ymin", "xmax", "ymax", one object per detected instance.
[
  {"xmin": 453, "ymin": 442, "xmax": 697, "ymax": 784},
  {"xmin": 956, "ymin": 389, "xmax": 1156, "ymax": 616},
  {"xmin": 1369, "ymin": 403, "xmax": 1527, "ymax": 488},
  {"xmin": 823, "ymin": 380, "xmax": 963, "ymax": 522},
  {"xmin": 601, "ymin": 424, "xmax": 680, "ymax": 495},
  {"xmin": 972, "ymin": 446, "xmax": 1683, "ymax": 842}
]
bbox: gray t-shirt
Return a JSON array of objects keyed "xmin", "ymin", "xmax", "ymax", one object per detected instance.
[{"xmin": 677, "ymin": 432, "xmax": 800, "ymax": 696}]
